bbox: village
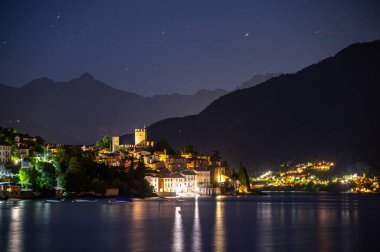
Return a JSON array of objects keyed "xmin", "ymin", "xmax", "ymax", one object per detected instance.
[
  {"xmin": 0, "ymin": 127, "xmax": 244, "ymax": 199},
  {"xmin": 86, "ymin": 128, "xmax": 241, "ymax": 196},
  {"xmin": 0, "ymin": 127, "xmax": 378, "ymax": 199}
]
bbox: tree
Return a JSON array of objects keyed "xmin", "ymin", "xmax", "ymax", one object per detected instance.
[
  {"xmin": 95, "ymin": 136, "xmax": 111, "ymax": 149},
  {"xmin": 92, "ymin": 178, "xmax": 107, "ymax": 195},
  {"xmin": 64, "ymin": 157, "xmax": 84, "ymax": 193},
  {"xmin": 18, "ymin": 167, "xmax": 38, "ymax": 190},
  {"xmin": 178, "ymin": 144, "xmax": 197, "ymax": 155},
  {"xmin": 222, "ymin": 160, "xmax": 232, "ymax": 178},
  {"xmin": 238, "ymin": 162, "xmax": 248, "ymax": 186},
  {"xmin": 238, "ymin": 161, "xmax": 250, "ymax": 192},
  {"xmin": 129, "ymin": 156, "xmax": 135, "ymax": 180},
  {"xmin": 135, "ymin": 158, "xmax": 146, "ymax": 182},
  {"xmin": 211, "ymin": 151, "xmax": 222, "ymax": 163},
  {"xmin": 19, "ymin": 168, "xmax": 31, "ymax": 188},
  {"xmin": 153, "ymin": 139, "xmax": 176, "ymax": 155},
  {"xmin": 36, "ymin": 162, "xmax": 56, "ymax": 192},
  {"xmin": 55, "ymin": 145, "xmax": 83, "ymax": 173}
]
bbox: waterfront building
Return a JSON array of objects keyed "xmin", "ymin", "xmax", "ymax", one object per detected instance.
[
  {"xmin": 160, "ymin": 174, "xmax": 185, "ymax": 193},
  {"xmin": 180, "ymin": 170, "xmax": 197, "ymax": 192},
  {"xmin": 194, "ymin": 168, "xmax": 211, "ymax": 185},
  {"xmin": 145, "ymin": 175, "xmax": 160, "ymax": 192},
  {"xmin": 0, "ymin": 182, "xmax": 21, "ymax": 198}
]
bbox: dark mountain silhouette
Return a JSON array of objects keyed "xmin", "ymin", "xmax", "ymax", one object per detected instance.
[
  {"xmin": 0, "ymin": 73, "xmax": 227, "ymax": 144},
  {"xmin": 147, "ymin": 40, "xmax": 380, "ymax": 174}
]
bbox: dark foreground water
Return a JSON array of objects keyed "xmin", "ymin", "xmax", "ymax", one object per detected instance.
[{"xmin": 1, "ymin": 193, "xmax": 380, "ymax": 252}]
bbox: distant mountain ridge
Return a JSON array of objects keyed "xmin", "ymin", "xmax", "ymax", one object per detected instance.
[
  {"xmin": 147, "ymin": 40, "xmax": 380, "ymax": 173},
  {"xmin": 237, "ymin": 73, "xmax": 281, "ymax": 89},
  {"xmin": 0, "ymin": 73, "xmax": 228, "ymax": 144}
]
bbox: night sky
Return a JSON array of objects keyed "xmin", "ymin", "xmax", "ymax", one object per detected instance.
[{"xmin": 1, "ymin": 0, "xmax": 379, "ymax": 95}]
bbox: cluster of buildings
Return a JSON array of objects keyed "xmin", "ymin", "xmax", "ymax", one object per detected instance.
[
  {"xmin": 332, "ymin": 173, "xmax": 379, "ymax": 193},
  {"xmin": 252, "ymin": 161, "xmax": 334, "ymax": 189},
  {"xmin": 44, "ymin": 128, "xmax": 236, "ymax": 196},
  {"xmin": 0, "ymin": 133, "xmax": 41, "ymax": 198},
  {"xmin": 0, "ymin": 133, "xmax": 40, "ymax": 167},
  {"xmin": 1, "ymin": 128, "xmax": 237, "ymax": 198},
  {"xmin": 252, "ymin": 161, "xmax": 379, "ymax": 192},
  {"xmin": 0, "ymin": 141, "xmax": 11, "ymax": 164},
  {"xmin": 102, "ymin": 128, "xmax": 236, "ymax": 196}
]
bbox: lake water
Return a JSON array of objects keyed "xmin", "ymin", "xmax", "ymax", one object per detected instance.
[{"xmin": 1, "ymin": 193, "xmax": 380, "ymax": 252}]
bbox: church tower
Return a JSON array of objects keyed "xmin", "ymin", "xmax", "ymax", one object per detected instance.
[
  {"xmin": 112, "ymin": 136, "xmax": 120, "ymax": 152},
  {"xmin": 135, "ymin": 128, "xmax": 147, "ymax": 148}
]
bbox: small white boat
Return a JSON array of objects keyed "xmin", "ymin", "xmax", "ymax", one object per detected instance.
[
  {"xmin": 72, "ymin": 197, "xmax": 97, "ymax": 203},
  {"xmin": 7, "ymin": 198, "xmax": 22, "ymax": 202},
  {"xmin": 44, "ymin": 197, "xmax": 62, "ymax": 203}
]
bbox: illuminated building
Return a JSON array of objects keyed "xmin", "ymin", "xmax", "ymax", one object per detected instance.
[
  {"xmin": 0, "ymin": 182, "xmax": 21, "ymax": 198},
  {"xmin": 112, "ymin": 136, "xmax": 119, "ymax": 152},
  {"xmin": 212, "ymin": 166, "xmax": 229, "ymax": 183},
  {"xmin": 145, "ymin": 175, "xmax": 159, "ymax": 192},
  {"xmin": 166, "ymin": 157, "xmax": 187, "ymax": 171},
  {"xmin": 186, "ymin": 156, "xmax": 209, "ymax": 169},
  {"xmin": 180, "ymin": 170, "xmax": 197, "ymax": 192},
  {"xmin": 0, "ymin": 142, "xmax": 11, "ymax": 164},
  {"xmin": 194, "ymin": 168, "xmax": 211, "ymax": 185},
  {"xmin": 160, "ymin": 174, "xmax": 185, "ymax": 193}
]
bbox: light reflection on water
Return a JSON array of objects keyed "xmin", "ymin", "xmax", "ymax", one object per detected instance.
[
  {"xmin": 257, "ymin": 202, "xmax": 273, "ymax": 251},
  {"xmin": 172, "ymin": 206, "xmax": 184, "ymax": 252},
  {"xmin": 8, "ymin": 206, "xmax": 23, "ymax": 252},
  {"xmin": 0, "ymin": 194, "xmax": 378, "ymax": 252},
  {"xmin": 192, "ymin": 198, "xmax": 202, "ymax": 252},
  {"xmin": 131, "ymin": 202, "xmax": 146, "ymax": 251},
  {"xmin": 213, "ymin": 201, "xmax": 226, "ymax": 252}
]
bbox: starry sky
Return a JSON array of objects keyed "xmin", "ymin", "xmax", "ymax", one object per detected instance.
[{"xmin": 1, "ymin": 0, "xmax": 380, "ymax": 95}]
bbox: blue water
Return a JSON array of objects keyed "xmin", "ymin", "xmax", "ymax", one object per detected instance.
[{"xmin": 1, "ymin": 193, "xmax": 380, "ymax": 252}]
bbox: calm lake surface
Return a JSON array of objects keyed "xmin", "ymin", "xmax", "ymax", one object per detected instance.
[{"xmin": 1, "ymin": 193, "xmax": 380, "ymax": 252}]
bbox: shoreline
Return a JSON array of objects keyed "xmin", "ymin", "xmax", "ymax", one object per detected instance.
[{"xmin": 1, "ymin": 190, "xmax": 379, "ymax": 202}]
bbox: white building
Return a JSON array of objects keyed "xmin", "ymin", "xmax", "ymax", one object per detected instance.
[
  {"xmin": 181, "ymin": 170, "xmax": 197, "ymax": 192},
  {"xmin": 145, "ymin": 175, "xmax": 159, "ymax": 192},
  {"xmin": 0, "ymin": 142, "xmax": 11, "ymax": 164},
  {"xmin": 161, "ymin": 174, "xmax": 185, "ymax": 193}
]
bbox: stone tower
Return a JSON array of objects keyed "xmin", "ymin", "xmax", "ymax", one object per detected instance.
[
  {"xmin": 112, "ymin": 136, "xmax": 120, "ymax": 152},
  {"xmin": 135, "ymin": 128, "xmax": 147, "ymax": 148}
]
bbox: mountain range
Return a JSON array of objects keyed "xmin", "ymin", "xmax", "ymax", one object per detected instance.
[
  {"xmin": 0, "ymin": 69, "xmax": 277, "ymax": 144},
  {"xmin": 146, "ymin": 40, "xmax": 380, "ymax": 174},
  {"xmin": 0, "ymin": 74, "xmax": 228, "ymax": 144}
]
